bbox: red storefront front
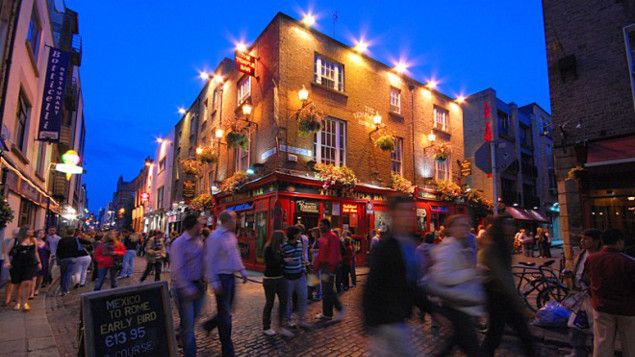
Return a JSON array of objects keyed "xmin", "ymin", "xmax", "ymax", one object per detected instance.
[{"xmin": 214, "ymin": 171, "xmax": 465, "ymax": 271}]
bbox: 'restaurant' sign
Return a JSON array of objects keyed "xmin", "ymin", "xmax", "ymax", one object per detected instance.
[
  {"xmin": 234, "ymin": 51, "xmax": 256, "ymax": 77},
  {"xmin": 81, "ymin": 282, "xmax": 177, "ymax": 357},
  {"xmin": 37, "ymin": 47, "xmax": 70, "ymax": 142}
]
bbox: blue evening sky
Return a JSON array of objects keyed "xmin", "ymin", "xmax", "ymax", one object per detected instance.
[{"xmin": 65, "ymin": 1, "xmax": 549, "ymax": 212}]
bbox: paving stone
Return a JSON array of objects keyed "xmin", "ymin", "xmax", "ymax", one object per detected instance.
[
  {"xmin": 27, "ymin": 336, "xmax": 56, "ymax": 351},
  {"xmin": 0, "ymin": 338, "xmax": 26, "ymax": 353}
]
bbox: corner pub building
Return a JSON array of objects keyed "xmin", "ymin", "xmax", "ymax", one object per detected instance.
[{"xmin": 174, "ymin": 12, "xmax": 468, "ymax": 271}]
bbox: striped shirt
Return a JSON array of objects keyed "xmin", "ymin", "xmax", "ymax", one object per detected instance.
[{"xmin": 282, "ymin": 240, "xmax": 305, "ymax": 279}]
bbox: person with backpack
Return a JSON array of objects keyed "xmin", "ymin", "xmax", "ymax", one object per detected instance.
[{"xmin": 140, "ymin": 230, "xmax": 166, "ymax": 282}]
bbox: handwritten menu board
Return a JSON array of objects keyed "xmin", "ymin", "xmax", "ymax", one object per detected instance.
[{"xmin": 81, "ymin": 282, "xmax": 177, "ymax": 357}]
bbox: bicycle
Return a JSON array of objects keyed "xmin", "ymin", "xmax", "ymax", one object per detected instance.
[{"xmin": 512, "ymin": 259, "xmax": 569, "ymax": 311}]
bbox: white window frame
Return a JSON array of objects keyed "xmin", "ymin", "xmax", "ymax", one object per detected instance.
[
  {"xmin": 433, "ymin": 106, "xmax": 449, "ymax": 132},
  {"xmin": 390, "ymin": 87, "xmax": 401, "ymax": 114},
  {"xmin": 314, "ymin": 54, "xmax": 344, "ymax": 92},
  {"xmin": 314, "ymin": 117, "xmax": 346, "ymax": 166},
  {"xmin": 235, "ymin": 131, "xmax": 251, "ymax": 171},
  {"xmin": 624, "ymin": 24, "xmax": 635, "ymax": 111},
  {"xmin": 435, "ymin": 156, "xmax": 450, "ymax": 181},
  {"xmin": 16, "ymin": 91, "xmax": 31, "ymax": 152},
  {"xmin": 391, "ymin": 137, "xmax": 403, "ymax": 174},
  {"xmin": 35, "ymin": 141, "xmax": 46, "ymax": 177},
  {"xmin": 237, "ymin": 76, "xmax": 251, "ymax": 105}
]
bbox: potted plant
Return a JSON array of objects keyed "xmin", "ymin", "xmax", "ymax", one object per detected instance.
[
  {"xmin": 180, "ymin": 159, "xmax": 201, "ymax": 176},
  {"xmin": 297, "ymin": 103, "xmax": 323, "ymax": 137},
  {"xmin": 374, "ymin": 134, "xmax": 395, "ymax": 152},
  {"xmin": 434, "ymin": 179, "xmax": 462, "ymax": 201},
  {"xmin": 197, "ymin": 145, "xmax": 218, "ymax": 164},
  {"xmin": 433, "ymin": 142, "xmax": 451, "ymax": 161},
  {"xmin": 220, "ymin": 170, "xmax": 249, "ymax": 192},
  {"xmin": 314, "ymin": 163, "xmax": 358, "ymax": 191},
  {"xmin": 390, "ymin": 173, "xmax": 414, "ymax": 194},
  {"xmin": 226, "ymin": 130, "xmax": 249, "ymax": 150},
  {"xmin": 0, "ymin": 196, "xmax": 14, "ymax": 229}
]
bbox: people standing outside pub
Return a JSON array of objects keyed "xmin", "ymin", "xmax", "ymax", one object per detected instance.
[
  {"xmin": 308, "ymin": 227, "xmax": 322, "ymax": 301},
  {"xmin": 363, "ymin": 195, "xmax": 420, "ymax": 356},
  {"xmin": 479, "ymin": 215, "xmax": 536, "ymax": 357},
  {"xmin": 171, "ymin": 214, "xmax": 206, "ymax": 357},
  {"xmin": 203, "ymin": 210, "xmax": 248, "ymax": 357},
  {"xmin": 32, "ymin": 229, "xmax": 50, "ymax": 297},
  {"xmin": 4, "ymin": 227, "xmax": 41, "ymax": 311},
  {"xmin": 43, "ymin": 226, "xmax": 61, "ymax": 286},
  {"xmin": 118, "ymin": 231, "xmax": 139, "ymax": 279},
  {"xmin": 536, "ymin": 227, "xmax": 551, "ymax": 258},
  {"xmin": 585, "ymin": 229, "xmax": 635, "ymax": 357},
  {"xmin": 282, "ymin": 225, "xmax": 309, "ymax": 329},
  {"xmin": 140, "ymin": 230, "xmax": 166, "ymax": 282},
  {"xmin": 314, "ymin": 218, "xmax": 345, "ymax": 322},
  {"xmin": 72, "ymin": 233, "xmax": 93, "ymax": 289},
  {"xmin": 93, "ymin": 230, "xmax": 125, "ymax": 291},
  {"xmin": 262, "ymin": 230, "xmax": 293, "ymax": 337},
  {"xmin": 56, "ymin": 228, "xmax": 82, "ymax": 295}
]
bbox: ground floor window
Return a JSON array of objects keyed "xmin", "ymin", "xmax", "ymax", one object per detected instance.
[{"xmin": 18, "ymin": 197, "xmax": 37, "ymax": 228}]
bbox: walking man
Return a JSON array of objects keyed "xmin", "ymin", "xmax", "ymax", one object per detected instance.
[
  {"xmin": 43, "ymin": 226, "xmax": 61, "ymax": 286},
  {"xmin": 314, "ymin": 218, "xmax": 345, "ymax": 321},
  {"xmin": 282, "ymin": 225, "xmax": 309, "ymax": 328},
  {"xmin": 203, "ymin": 210, "xmax": 248, "ymax": 357},
  {"xmin": 585, "ymin": 229, "xmax": 635, "ymax": 357},
  {"xmin": 170, "ymin": 214, "xmax": 206, "ymax": 357}
]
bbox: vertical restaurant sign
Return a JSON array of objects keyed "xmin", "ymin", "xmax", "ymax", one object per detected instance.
[
  {"xmin": 234, "ymin": 51, "xmax": 256, "ymax": 77},
  {"xmin": 38, "ymin": 47, "xmax": 71, "ymax": 142}
]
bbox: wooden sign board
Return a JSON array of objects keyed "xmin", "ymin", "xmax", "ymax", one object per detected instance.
[
  {"xmin": 81, "ymin": 281, "xmax": 177, "ymax": 357},
  {"xmin": 235, "ymin": 51, "xmax": 256, "ymax": 77}
]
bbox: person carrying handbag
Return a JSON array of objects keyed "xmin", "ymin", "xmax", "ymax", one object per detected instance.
[{"xmin": 426, "ymin": 214, "xmax": 484, "ymax": 357}]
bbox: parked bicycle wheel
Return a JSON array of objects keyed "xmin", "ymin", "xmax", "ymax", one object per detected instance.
[{"xmin": 536, "ymin": 284, "xmax": 568, "ymax": 309}]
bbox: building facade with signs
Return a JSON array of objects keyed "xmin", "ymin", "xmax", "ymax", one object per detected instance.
[
  {"xmin": 173, "ymin": 12, "xmax": 467, "ymax": 270},
  {"xmin": 145, "ymin": 130, "xmax": 175, "ymax": 233},
  {"xmin": 543, "ymin": 0, "xmax": 635, "ymax": 264},
  {"xmin": 464, "ymin": 88, "xmax": 557, "ymax": 228}
]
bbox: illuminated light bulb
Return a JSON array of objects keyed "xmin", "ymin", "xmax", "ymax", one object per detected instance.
[
  {"xmin": 455, "ymin": 95, "xmax": 466, "ymax": 104},
  {"xmin": 302, "ymin": 13, "xmax": 316, "ymax": 27},
  {"xmin": 213, "ymin": 74, "xmax": 224, "ymax": 83},
  {"xmin": 156, "ymin": 137, "xmax": 164, "ymax": 144},
  {"xmin": 373, "ymin": 113, "xmax": 382, "ymax": 126},
  {"xmin": 196, "ymin": 146, "xmax": 203, "ymax": 155},
  {"xmin": 354, "ymin": 39, "xmax": 368, "ymax": 54},
  {"xmin": 235, "ymin": 42, "xmax": 248, "ymax": 53},
  {"xmin": 215, "ymin": 128, "xmax": 225, "ymax": 139},
  {"xmin": 246, "ymin": 168, "xmax": 255, "ymax": 175},
  {"xmin": 242, "ymin": 103, "xmax": 253, "ymax": 116},
  {"xmin": 178, "ymin": 107, "xmax": 187, "ymax": 115},
  {"xmin": 426, "ymin": 80, "xmax": 438, "ymax": 90},
  {"xmin": 199, "ymin": 71, "xmax": 210, "ymax": 81},
  {"xmin": 298, "ymin": 85, "xmax": 309, "ymax": 102},
  {"xmin": 427, "ymin": 131, "xmax": 436, "ymax": 143},
  {"xmin": 394, "ymin": 62, "xmax": 408, "ymax": 74}
]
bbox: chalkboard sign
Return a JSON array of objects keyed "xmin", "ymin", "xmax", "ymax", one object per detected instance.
[{"xmin": 81, "ymin": 281, "xmax": 177, "ymax": 357}]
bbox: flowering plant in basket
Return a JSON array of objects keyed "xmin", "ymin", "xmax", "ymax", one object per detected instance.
[
  {"xmin": 314, "ymin": 163, "xmax": 358, "ymax": 191},
  {"xmin": 375, "ymin": 134, "xmax": 395, "ymax": 152}
]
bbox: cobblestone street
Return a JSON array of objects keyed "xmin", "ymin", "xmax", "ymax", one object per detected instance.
[{"xmin": 40, "ymin": 257, "xmax": 577, "ymax": 356}]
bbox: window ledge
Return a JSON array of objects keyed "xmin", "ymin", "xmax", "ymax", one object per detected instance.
[
  {"xmin": 433, "ymin": 127, "xmax": 452, "ymax": 137},
  {"xmin": 389, "ymin": 111, "xmax": 404, "ymax": 120},
  {"xmin": 25, "ymin": 41, "xmax": 40, "ymax": 78},
  {"xmin": 311, "ymin": 82, "xmax": 348, "ymax": 98},
  {"xmin": 11, "ymin": 145, "xmax": 30, "ymax": 165}
]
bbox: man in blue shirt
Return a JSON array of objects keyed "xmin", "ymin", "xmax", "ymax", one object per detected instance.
[
  {"xmin": 170, "ymin": 214, "xmax": 205, "ymax": 357},
  {"xmin": 282, "ymin": 225, "xmax": 309, "ymax": 328}
]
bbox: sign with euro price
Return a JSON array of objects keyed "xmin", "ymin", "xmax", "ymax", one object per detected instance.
[
  {"xmin": 474, "ymin": 141, "xmax": 516, "ymax": 174},
  {"xmin": 81, "ymin": 281, "xmax": 177, "ymax": 357}
]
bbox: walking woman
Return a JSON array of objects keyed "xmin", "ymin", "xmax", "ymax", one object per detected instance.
[
  {"xmin": 140, "ymin": 230, "xmax": 166, "ymax": 282},
  {"xmin": 5, "ymin": 227, "xmax": 41, "ymax": 311},
  {"xmin": 94, "ymin": 231, "xmax": 125, "ymax": 290},
  {"xmin": 308, "ymin": 228, "xmax": 322, "ymax": 301},
  {"xmin": 479, "ymin": 215, "xmax": 536, "ymax": 357},
  {"xmin": 72, "ymin": 233, "xmax": 93, "ymax": 288},
  {"xmin": 31, "ymin": 229, "xmax": 50, "ymax": 298},
  {"xmin": 262, "ymin": 230, "xmax": 293, "ymax": 337},
  {"xmin": 427, "ymin": 214, "xmax": 484, "ymax": 357},
  {"xmin": 119, "ymin": 232, "xmax": 139, "ymax": 279}
]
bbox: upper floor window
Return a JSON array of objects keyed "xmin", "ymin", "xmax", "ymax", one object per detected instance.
[
  {"xmin": 391, "ymin": 137, "xmax": 403, "ymax": 174},
  {"xmin": 314, "ymin": 54, "xmax": 344, "ymax": 92},
  {"xmin": 520, "ymin": 124, "xmax": 533, "ymax": 147},
  {"xmin": 314, "ymin": 117, "xmax": 346, "ymax": 166},
  {"xmin": 212, "ymin": 89, "xmax": 221, "ymax": 110},
  {"xmin": 433, "ymin": 106, "xmax": 449, "ymax": 132},
  {"xmin": 157, "ymin": 186, "xmax": 164, "ymax": 209},
  {"xmin": 390, "ymin": 88, "xmax": 401, "ymax": 114},
  {"xmin": 26, "ymin": 6, "xmax": 41, "ymax": 60},
  {"xmin": 237, "ymin": 76, "xmax": 251, "ymax": 105},
  {"xmin": 235, "ymin": 131, "xmax": 251, "ymax": 171},
  {"xmin": 624, "ymin": 24, "xmax": 635, "ymax": 110},
  {"xmin": 498, "ymin": 110, "xmax": 511, "ymax": 137},
  {"xmin": 36, "ymin": 142, "xmax": 46, "ymax": 177},
  {"xmin": 434, "ymin": 156, "xmax": 450, "ymax": 181},
  {"xmin": 159, "ymin": 157, "xmax": 166, "ymax": 172},
  {"xmin": 16, "ymin": 91, "xmax": 31, "ymax": 152}
]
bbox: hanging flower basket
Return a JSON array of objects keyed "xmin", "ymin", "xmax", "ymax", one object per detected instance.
[
  {"xmin": 465, "ymin": 189, "xmax": 493, "ymax": 209},
  {"xmin": 0, "ymin": 196, "xmax": 14, "ymax": 229},
  {"xmin": 226, "ymin": 130, "xmax": 249, "ymax": 150},
  {"xmin": 189, "ymin": 193, "xmax": 214, "ymax": 211},
  {"xmin": 434, "ymin": 180, "xmax": 462, "ymax": 201},
  {"xmin": 566, "ymin": 165, "xmax": 586, "ymax": 181},
  {"xmin": 220, "ymin": 170, "xmax": 249, "ymax": 192},
  {"xmin": 375, "ymin": 134, "xmax": 395, "ymax": 152},
  {"xmin": 180, "ymin": 159, "xmax": 201, "ymax": 176},
  {"xmin": 390, "ymin": 173, "xmax": 414, "ymax": 194},
  {"xmin": 297, "ymin": 103, "xmax": 323, "ymax": 137},
  {"xmin": 433, "ymin": 142, "xmax": 451, "ymax": 161},
  {"xmin": 314, "ymin": 163, "xmax": 358, "ymax": 191},
  {"xmin": 197, "ymin": 146, "xmax": 218, "ymax": 164}
]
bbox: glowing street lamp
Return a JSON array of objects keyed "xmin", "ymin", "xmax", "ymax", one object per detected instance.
[
  {"xmin": 242, "ymin": 103, "xmax": 253, "ymax": 116},
  {"xmin": 235, "ymin": 42, "xmax": 248, "ymax": 53},
  {"xmin": 302, "ymin": 13, "xmax": 316, "ymax": 27},
  {"xmin": 426, "ymin": 79, "xmax": 438, "ymax": 90},
  {"xmin": 354, "ymin": 39, "xmax": 369, "ymax": 54},
  {"xmin": 196, "ymin": 146, "xmax": 204, "ymax": 155},
  {"xmin": 394, "ymin": 61, "xmax": 408, "ymax": 74},
  {"xmin": 373, "ymin": 112, "xmax": 382, "ymax": 126},
  {"xmin": 215, "ymin": 128, "xmax": 225, "ymax": 139},
  {"xmin": 55, "ymin": 149, "xmax": 83, "ymax": 180},
  {"xmin": 427, "ymin": 131, "xmax": 437, "ymax": 143},
  {"xmin": 199, "ymin": 71, "xmax": 210, "ymax": 81},
  {"xmin": 178, "ymin": 107, "xmax": 187, "ymax": 115},
  {"xmin": 213, "ymin": 74, "xmax": 224, "ymax": 84},
  {"xmin": 455, "ymin": 95, "xmax": 466, "ymax": 104},
  {"xmin": 298, "ymin": 85, "xmax": 309, "ymax": 102}
]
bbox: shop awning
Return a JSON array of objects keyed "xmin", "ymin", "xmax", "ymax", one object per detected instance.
[
  {"xmin": 526, "ymin": 210, "xmax": 549, "ymax": 223},
  {"xmin": 586, "ymin": 136, "xmax": 635, "ymax": 167},
  {"xmin": 227, "ymin": 203, "xmax": 253, "ymax": 212},
  {"xmin": 505, "ymin": 207, "xmax": 533, "ymax": 220}
]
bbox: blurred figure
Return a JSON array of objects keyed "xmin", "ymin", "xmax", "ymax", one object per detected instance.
[
  {"xmin": 369, "ymin": 229, "xmax": 381, "ymax": 254},
  {"xmin": 341, "ymin": 233, "xmax": 353, "ymax": 291},
  {"xmin": 32, "ymin": 229, "xmax": 50, "ymax": 296},
  {"xmin": 140, "ymin": 230, "xmax": 166, "ymax": 282},
  {"xmin": 308, "ymin": 228, "xmax": 322, "ymax": 301},
  {"xmin": 363, "ymin": 195, "xmax": 419, "ymax": 356},
  {"xmin": 476, "ymin": 224, "xmax": 487, "ymax": 241},
  {"xmin": 314, "ymin": 218, "xmax": 344, "ymax": 321},
  {"xmin": 566, "ymin": 229, "xmax": 602, "ymax": 357},
  {"xmin": 516, "ymin": 229, "xmax": 533, "ymax": 258},
  {"xmin": 262, "ymin": 230, "xmax": 292, "ymax": 337},
  {"xmin": 479, "ymin": 215, "xmax": 536, "ymax": 357},
  {"xmin": 43, "ymin": 226, "xmax": 61, "ymax": 286},
  {"xmin": 428, "ymin": 214, "xmax": 484, "ymax": 357},
  {"xmin": 93, "ymin": 230, "xmax": 125, "ymax": 291},
  {"xmin": 57, "ymin": 228, "xmax": 81, "ymax": 295},
  {"xmin": 537, "ymin": 227, "xmax": 552, "ymax": 258},
  {"xmin": 71, "ymin": 232, "xmax": 92, "ymax": 289},
  {"xmin": 203, "ymin": 210, "xmax": 248, "ymax": 357},
  {"xmin": 118, "ymin": 231, "xmax": 139, "ymax": 279},
  {"xmin": 585, "ymin": 229, "xmax": 635, "ymax": 357},
  {"xmin": 171, "ymin": 214, "xmax": 206, "ymax": 357}
]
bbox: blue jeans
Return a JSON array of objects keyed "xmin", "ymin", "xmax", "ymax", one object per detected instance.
[
  {"xmin": 204, "ymin": 274, "xmax": 236, "ymax": 357},
  {"xmin": 286, "ymin": 275, "xmax": 308, "ymax": 324},
  {"xmin": 59, "ymin": 258, "xmax": 76, "ymax": 293},
  {"xmin": 120, "ymin": 250, "xmax": 136, "ymax": 277},
  {"xmin": 175, "ymin": 284, "xmax": 206, "ymax": 357},
  {"xmin": 94, "ymin": 267, "xmax": 117, "ymax": 291}
]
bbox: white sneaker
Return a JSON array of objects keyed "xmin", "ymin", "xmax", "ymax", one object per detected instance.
[
  {"xmin": 334, "ymin": 308, "xmax": 345, "ymax": 321},
  {"xmin": 278, "ymin": 327, "xmax": 294, "ymax": 337},
  {"xmin": 314, "ymin": 313, "xmax": 332, "ymax": 320},
  {"xmin": 287, "ymin": 321, "xmax": 297, "ymax": 328},
  {"xmin": 263, "ymin": 329, "xmax": 276, "ymax": 336}
]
